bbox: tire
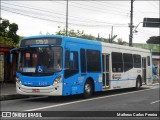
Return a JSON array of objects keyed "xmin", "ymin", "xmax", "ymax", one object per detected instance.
[
  {"xmin": 83, "ymin": 80, "xmax": 93, "ymax": 98},
  {"xmin": 136, "ymin": 77, "xmax": 141, "ymax": 90}
]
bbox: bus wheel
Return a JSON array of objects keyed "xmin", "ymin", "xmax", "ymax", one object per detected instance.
[
  {"xmin": 83, "ymin": 80, "xmax": 93, "ymax": 98},
  {"xmin": 136, "ymin": 77, "xmax": 141, "ymax": 90}
]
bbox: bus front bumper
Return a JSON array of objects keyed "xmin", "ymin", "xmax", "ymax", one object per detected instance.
[{"xmin": 16, "ymin": 83, "xmax": 62, "ymax": 96}]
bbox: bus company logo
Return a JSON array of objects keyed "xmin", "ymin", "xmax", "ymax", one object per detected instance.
[{"xmin": 2, "ymin": 112, "xmax": 11, "ymax": 117}]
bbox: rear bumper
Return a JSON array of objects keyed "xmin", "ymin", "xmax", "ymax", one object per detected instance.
[{"xmin": 16, "ymin": 83, "xmax": 62, "ymax": 96}]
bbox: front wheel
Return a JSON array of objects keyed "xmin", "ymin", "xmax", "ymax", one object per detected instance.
[{"xmin": 83, "ymin": 80, "xmax": 93, "ymax": 98}]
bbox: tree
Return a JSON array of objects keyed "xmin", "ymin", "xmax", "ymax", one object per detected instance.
[
  {"xmin": 0, "ymin": 19, "xmax": 9, "ymax": 32},
  {"xmin": 0, "ymin": 19, "xmax": 20, "ymax": 46},
  {"xmin": 146, "ymin": 36, "xmax": 160, "ymax": 44},
  {"xmin": 55, "ymin": 27, "xmax": 127, "ymax": 45},
  {"xmin": 110, "ymin": 35, "xmax": 117, "ymax": 43},
  {"xmin": 8, "ymin": 23, "xmax": 19, "ymax": 44},
  {"xmin": 56, "ymin": 27, "xmax": 96, "ymax": 40},
  {"xmin": 117, "ymin": 38, "xmax": 127, "ymax": 45}
]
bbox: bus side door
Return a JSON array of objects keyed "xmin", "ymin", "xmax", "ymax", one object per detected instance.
[
  {"xmin": 102, "ymin": 54, "xmax": 110, "ymax": 88},
  {"xmin": 63, "ymin": 42, "xmax": 83, "ymax": 95},
  {"xmin": 142, "ymin": 57, "xmax": 147, "ymax": 84}
]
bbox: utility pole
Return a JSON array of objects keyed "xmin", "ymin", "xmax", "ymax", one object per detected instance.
[
  {"xmin": 111, "ymin": 26, "xmax": 113, "ymax": 38},
  {"xmin": 109, "ymin": 34, "xmax": 111, "ymax": 43},
  {"xmin": 129, "ymin": 0, "xmax": 134, "ymax": 46},
  {"xmin": 66, "ymin": 0, "xmax": 68, "ymax": 36},
  {"xmin": 98, "ymin": 33, "xmax": 100, "ymax": 41},
  {"xmin": 111, "ymin": 26, "xmax": 113, "ymax": 40}
]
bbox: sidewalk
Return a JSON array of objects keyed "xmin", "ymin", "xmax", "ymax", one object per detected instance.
[
  {"xmin": 0, "ymin": 78, "xmax": 159, "ymax": 101},
  {"xmin": 0, "ymin": 82, "xmax": 30, "ymax": 101}
]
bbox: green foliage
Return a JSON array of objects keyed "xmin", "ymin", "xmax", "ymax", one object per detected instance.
[
  {"xmin": 110, "ymin": 35, "xmax": 117, "ymax": 43},
  {"xmin": 0, "ymin": 36, "xmax": 17, "ymax": 46},
  {"xmin": 0, "ymin": 19, "xmax": 10, "ymax": 32},
  {"xmin": 146, "ymin": 36, "xmax": 160, "ymax": 44},
  {"xmin": 56, "ymin": 27, "xmax": 96, "ymax": 40},
  {"xmin": 0, "ymin": 19, "xmax": 19, "ymax": 47},
  {"xmin": 117, "ymin": 38, "xmax": 127, "ymax": 45},
  {"xmin": 55, "ymin": 26, "xmax": 127, "ymax": 45}
]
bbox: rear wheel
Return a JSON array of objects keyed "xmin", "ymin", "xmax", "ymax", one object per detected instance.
[
  {"xmin": 83, "ymin": 80, "xmax": 93, "ymax": 98},
  {"xmin": 136, "ymin": 77, "xmax": 141, "ymax": 90}
]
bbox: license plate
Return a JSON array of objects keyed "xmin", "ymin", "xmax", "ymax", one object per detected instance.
[{"xmin": 32, "ymin": 89, "xmax": 40, "ymax": 93}]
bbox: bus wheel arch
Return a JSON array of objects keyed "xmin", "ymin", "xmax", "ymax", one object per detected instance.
[
  {"xmin": 83, "ymin": 77, "xmax": 94, "ymax": 98},
  {"xmin": 136, "ymin": 75, "xmax": 142, "ymax": 89}
]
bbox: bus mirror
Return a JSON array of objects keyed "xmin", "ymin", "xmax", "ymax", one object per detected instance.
[
  {"xmin": 10, "ymin": 54, "xmax": 13, "ymax": 63},
  {"xmin": 10, "ymin": 48, "xmax": 19, "ymax": 63},
  {"xmin": 69, "ymin": 52, "xmax": 74, "ymax": 62}
]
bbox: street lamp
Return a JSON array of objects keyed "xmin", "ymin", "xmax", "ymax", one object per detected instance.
[{"xmin": 134, "ymin": 22, "xmax": 143, "ymax": 33}]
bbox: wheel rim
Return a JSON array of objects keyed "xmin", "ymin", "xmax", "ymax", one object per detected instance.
[{"xmin": 85, "ymin": 84, "xmax": 91, "ymax": 94}]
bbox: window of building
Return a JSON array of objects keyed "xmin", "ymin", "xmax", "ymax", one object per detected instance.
[
  {"xmin": 112, "ymin": 52, "xmax": 123, "ymax": 72},
  {"xmin": 123, "ymin": 53, "xmax": 133, "ymax": 72},
  {"xmin": 133, "ymin": 54, "xmax": 141, "ymax": 68},
  {"xmin": 87, "ymin": 50, "xmax": 101, "ymax": 72}
]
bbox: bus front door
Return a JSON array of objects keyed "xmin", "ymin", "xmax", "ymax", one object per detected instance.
[
  {"xmin": 142, "ymin": 57, "xmax": 146, "ymax": 84},
  {"xmin": 102, "ymin": 54, "xmax": 110, "ymax": 88}
]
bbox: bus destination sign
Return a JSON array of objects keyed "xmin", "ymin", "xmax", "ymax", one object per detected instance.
[{"xmin": 20, "ymin": 38, "xmax": 62, "ymax": 47}]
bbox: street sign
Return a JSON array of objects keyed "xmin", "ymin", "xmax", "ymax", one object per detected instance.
[{"xmin": 143, "ymin": 18, "xmax": 160, "ymax": 28}]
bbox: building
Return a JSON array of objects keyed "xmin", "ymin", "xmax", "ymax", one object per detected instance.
[{"xmin": 0, "ymin": 44, "xmax": 17, "ymax": 82}]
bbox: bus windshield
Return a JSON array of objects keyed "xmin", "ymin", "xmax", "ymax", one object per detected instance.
[{"xmin": 17, "ymin": 46, "xmax": 62, "ymax": 75}]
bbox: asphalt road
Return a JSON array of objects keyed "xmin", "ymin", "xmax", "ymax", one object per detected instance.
[{"xmin": 1, "ymin": 84, "xmax": 160, "ymax": 119}]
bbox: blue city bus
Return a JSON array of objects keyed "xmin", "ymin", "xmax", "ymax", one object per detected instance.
[{"xmin": 11, "ymin": 35, "xmax": 152, "ymax": 98}]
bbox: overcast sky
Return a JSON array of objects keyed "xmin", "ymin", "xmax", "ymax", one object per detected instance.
[{"xmin": 1, "ymin": 0, "xmax": 159, "ymax": 43}]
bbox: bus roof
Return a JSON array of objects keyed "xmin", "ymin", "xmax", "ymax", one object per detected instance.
[
  {"xmin": 101, "ymin": 42, "xmax": 150, "ymax": 53},
  {"xmin": 21, "ymin": 35, "xmax": 150, "ymax": 53}
]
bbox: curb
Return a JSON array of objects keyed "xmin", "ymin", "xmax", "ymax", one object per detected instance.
[
  {"xmin": 152, "ymin": 82, "xmax": 160, "ymax": 85},
  {"xmin": 0, "ymin": 94, "xmax": 30, "ymax": 101}
]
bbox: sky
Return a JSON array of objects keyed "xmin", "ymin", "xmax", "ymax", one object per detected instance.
[{"xmin": 1, "ymin": 0, "xmax": 159, "ymax": 43}]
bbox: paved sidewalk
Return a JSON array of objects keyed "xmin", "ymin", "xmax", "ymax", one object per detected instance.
[{"xmin": 0, "ymin": 82, "xmax": 30, "ymax": 101}]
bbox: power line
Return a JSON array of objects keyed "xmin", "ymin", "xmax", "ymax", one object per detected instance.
[
  {"xmin": 1, "ymin": 3, "xmax": 125, "ymax": 25},
  {"xmin": 54, "ymin": 1, "xmax": 129, "ymax": 17},
  {"xmin": 70, "ymin": 1, "xmax": 130, "ymax": 13},
  {"xmin": 2, "ymin": 8, "xmax": 128, "ymax": 28},
  {"xmin": 98, "ymin": 1, "xmax": 130, "ymax": 7},
  {"xmin": 2, "ymin": 2, "xmax": 128, "ymax": 26}
]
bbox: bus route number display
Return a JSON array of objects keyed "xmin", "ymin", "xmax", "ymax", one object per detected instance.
[
  {"xmin": 21, "ymin": 38, "xmax": 62, "ymax": 47},
  {"xmin": 36, "ymin": 39, "xmax": 49, "ymax": 44}
]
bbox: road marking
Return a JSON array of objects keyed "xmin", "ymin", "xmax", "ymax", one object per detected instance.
[
  {"xmin": 150, "ymin": 100, "xmax": 160, "ymax": 104},
  {"xmin": 24, "ymin": 87, "xmax": 159, "ymax": 111}
]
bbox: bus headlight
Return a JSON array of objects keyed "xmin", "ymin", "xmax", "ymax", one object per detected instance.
[
  {"xmin": 53, "ymin": 75, "xmax": 62, "ymax": 86},
  {"xmin": 16, "ymin": 76, "xmax": 22, "ymax": 86}
]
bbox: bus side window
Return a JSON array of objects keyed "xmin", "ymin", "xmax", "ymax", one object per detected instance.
[
  {"xmin": 80, "ymin": 49, "xmax": 86, "ymax": 73},
  {"xmin": 112, "ymin": 52, "xmax": 123, "ymax": 72},
  {"xmin": 133, "ymin": 54, "xmax": 141, "ymax": 68},
  {"xmin": 123, "ymin": 53, "xmax": 133, "ymax": 72},
  {"xmin": 113, "ymin": 68, "xmax": 116, "ymax": 72},
  {"xmin": 86, "ymin": 49, "xmax": 101, "ymax": 72}
]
